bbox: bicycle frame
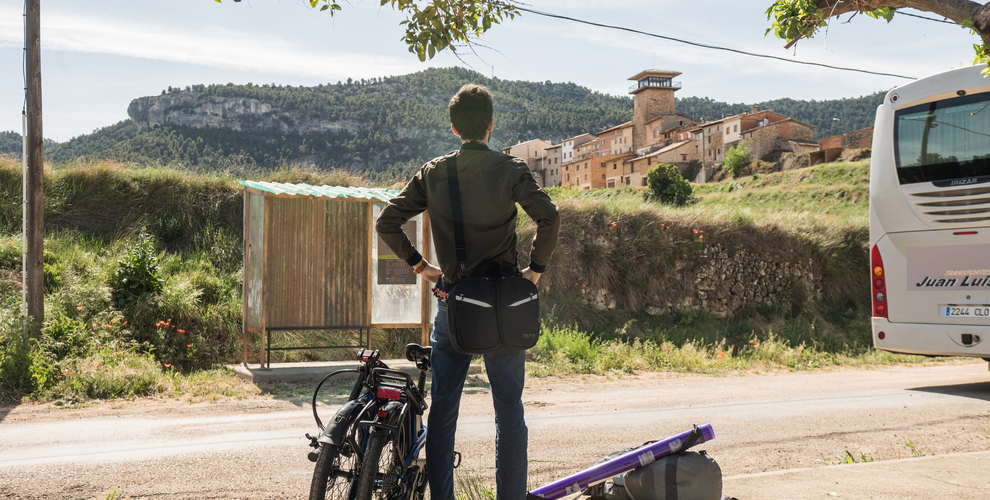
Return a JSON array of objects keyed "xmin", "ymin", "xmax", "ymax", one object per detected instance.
[{"xmin": 307, "ymin": 345, "xmax": 432, "ymax": 500}]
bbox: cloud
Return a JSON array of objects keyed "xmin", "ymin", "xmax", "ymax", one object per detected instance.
[{"xmin": 0, "ymin": 5, "xmax": 421, "ymax": 81}]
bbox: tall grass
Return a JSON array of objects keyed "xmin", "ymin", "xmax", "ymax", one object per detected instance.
[{"xmin": 0, "ymin": 156, "xmax": 915, "ymax": 404}]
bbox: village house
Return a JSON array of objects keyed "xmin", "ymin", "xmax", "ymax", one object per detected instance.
[
  {"xmin": 596, "ymin": 121, "xmax": 634, "ymax": 157},
  {"xmin": 643, "ymin": 113, "xmax": 696, "ymax": 150},
  {"xmin": 729, "ymin": 109, "xmax": 817, "ymax": 162},
  {"xmin": 501, "ymin": 138, "xmax": 553, "ymax": 186},
  {"xmin": 560, "ymin": 133, "xmax": 596, "ymax": 164},
  {"xmin": 621, "ymin": 139, "xmax": 698, "ymax": 187},
  {"xmin": 810, "ymin": 126, "xmax": 873, "ymax": 165},
  {"xmin": 537, "ymin": 143, "xmax": 563, "ymax": 187},
  {"xmin": 564, "ymin": 139, "xmax": 611, "ymax": 189}
]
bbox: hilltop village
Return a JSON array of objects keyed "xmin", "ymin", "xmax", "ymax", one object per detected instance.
[{"xmin": 503, "ymin": 69, "xmax": 871, "ymax": 188}]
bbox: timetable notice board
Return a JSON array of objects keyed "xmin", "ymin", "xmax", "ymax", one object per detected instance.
[{"xmin": 377, "ymin": 220, "xmax": 418, "ymax": 285}]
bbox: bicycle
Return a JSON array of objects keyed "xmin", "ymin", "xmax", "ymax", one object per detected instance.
[{"xmin": 306, "ymin": 343, "xmax": 439, "ymax": 500}]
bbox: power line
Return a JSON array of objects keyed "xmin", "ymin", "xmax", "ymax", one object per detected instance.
[
  {"xmin": 898, "ymin": 11, "xmax": 957, "ymax": 25},
  {"xmin": 513, "ymin": 6, "xmax": 916, "ymax": 80}
]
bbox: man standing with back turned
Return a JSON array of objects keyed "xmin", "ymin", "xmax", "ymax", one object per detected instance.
[{"xmin": 376, "ymin": 84, "xmax": 560, "ymax": 500}]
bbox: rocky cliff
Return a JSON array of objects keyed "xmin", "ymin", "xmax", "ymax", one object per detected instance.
[{"xmin": 127, "ymin": 92, "xmax": 369, "ymax": 135}]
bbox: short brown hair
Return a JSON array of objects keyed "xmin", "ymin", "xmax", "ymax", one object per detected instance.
[{"xmin": 448, "ymin": 84, "xmax": 494, "ymax": 141}]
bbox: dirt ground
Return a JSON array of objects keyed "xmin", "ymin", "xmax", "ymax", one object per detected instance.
[{"xmin": 1, "ymin": 361, "xmax": 989, "ymax": 499}]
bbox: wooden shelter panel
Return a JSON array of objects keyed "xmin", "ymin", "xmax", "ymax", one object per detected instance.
[
  {"xmin": 325, "ymin": 201, "xmax": 370, "ymax": 326},
  {"xmin": 265, "ymin": 198, "xmax": 328, "ymax": 328}
]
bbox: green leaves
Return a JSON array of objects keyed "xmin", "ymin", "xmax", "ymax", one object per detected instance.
[
  {"xmin": 764, "ymin": 0, "xmax": 824, "ymax": 43},
  {"xmin": 109, "ymin": 233, "xmax": 164, "ymax": 308},
  {"xmin": 865, "ymin": 7, "xmax": 895, "ymax": 22},
  {"xmin": 645, "ymin": 163, "xmax": 692, "ymax": 206}
]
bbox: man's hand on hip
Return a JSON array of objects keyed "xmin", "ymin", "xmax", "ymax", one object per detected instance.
[
  {"xmin": 420, "ymin": 263, "xmax": 443, "ymax": 284},
  {"xmin": 521, "ymin": 267, "xmax": 541, "ymax": 285}
]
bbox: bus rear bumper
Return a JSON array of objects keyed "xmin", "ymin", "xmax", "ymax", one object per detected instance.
[{"xmin": 872, "ymin": 318, "xmax": 990, "ymax": 358}]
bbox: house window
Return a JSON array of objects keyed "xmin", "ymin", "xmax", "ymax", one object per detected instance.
[
  {"xmin": 734, "ymin": 125, "xmax": 738, "ymax": 132},
  {"xmin": 585, "ymin": 174, "xmax": 588, "ymax": 180},
  {"xmin": 602, "ymin": 174, "xmax": 606, "ymax": 179},
  {"xmin": 647, "ymin": 158, "xmax": 652, "ymax": 166},
  {"xmin": 681, "ymin": 154, "xmax": 687, "ymax": 161},
  {"xmin": 607, "ymin": 179, "xmax": 615, "ymax": 188},
  {"xmin": 641, "ymin": 178, "xmax": 648, "ymax": 187},
  {"xmin": 566, "ymin": 174, "xmax": 570, "ymax": 181}
]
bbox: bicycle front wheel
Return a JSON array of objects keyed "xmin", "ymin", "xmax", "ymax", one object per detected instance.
[
  {"xmin": 310, "ymin": 444, "xmax": 358, "ymax": 500},
  {"xmin": 353, "ymin": 428, "xmax": 404, "ymax": 500}
]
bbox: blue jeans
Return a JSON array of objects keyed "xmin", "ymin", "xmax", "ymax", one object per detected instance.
[{"xmin": 427, "ymin": 300, "xmax": 528, "ymax": 500}]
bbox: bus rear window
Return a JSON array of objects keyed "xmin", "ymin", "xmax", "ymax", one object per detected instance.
[{"xmin": 894, "ymin": 92, "xmax": 990, "ymax": 185}]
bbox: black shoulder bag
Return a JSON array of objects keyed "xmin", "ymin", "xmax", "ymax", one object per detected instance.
[{"xmin": 444, "ymin": 154, "xmax": 541, "ymax": 355}]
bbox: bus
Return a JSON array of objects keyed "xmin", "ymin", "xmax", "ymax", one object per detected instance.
[{"xmin": 871, "ymin": 64, "xmax": 990, "ymax": 360}]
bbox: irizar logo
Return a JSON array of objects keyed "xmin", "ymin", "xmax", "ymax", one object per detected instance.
[{"xmin": 949, "ymin": 177, "xmax": 980, "ymax": 186}]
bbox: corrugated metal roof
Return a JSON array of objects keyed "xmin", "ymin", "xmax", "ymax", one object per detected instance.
[{"xmin": 239, "ymin": 180, "xmax": 400, "ymax": 202}]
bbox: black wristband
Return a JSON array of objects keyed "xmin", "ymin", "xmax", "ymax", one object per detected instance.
[{"xmin": 404, "ymin": 250, "xmax": 423, "ymax": 267}]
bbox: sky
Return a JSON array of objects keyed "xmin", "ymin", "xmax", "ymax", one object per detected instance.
[{"xmin": 0, "ymin": 0, "xmax": 980, "ymax": 142}]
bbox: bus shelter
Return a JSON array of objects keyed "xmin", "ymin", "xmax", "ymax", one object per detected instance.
[{"xmin": 240, "ymin": 181, "xmax": 436, "ymax": 367}]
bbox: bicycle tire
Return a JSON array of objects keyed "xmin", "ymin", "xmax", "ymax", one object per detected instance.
[
  {"xmin": 353, "ymin": 427, "xmax": 404, "ymax": 500},
  {"xmin": 310, "ymin": 444, "xmax": 358, "ymax": 500}
]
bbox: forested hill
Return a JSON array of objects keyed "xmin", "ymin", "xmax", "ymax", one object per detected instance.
[{"xmin": 0, "ymin": 67, "xmax": 884, "ymax": 182}]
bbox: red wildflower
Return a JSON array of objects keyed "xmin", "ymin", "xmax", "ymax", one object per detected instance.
[{"xmin": 76, "ymin": 306, "xmax": 82, "ymax": 311}]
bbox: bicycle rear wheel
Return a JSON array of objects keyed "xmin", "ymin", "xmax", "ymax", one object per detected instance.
[
  {"xmin": 353, "ymin": 428, "xmax": 404, "ymax": 500},
  {"xmin": 310, "ymin": 444, "xmax": 358, "ymax": 500}
]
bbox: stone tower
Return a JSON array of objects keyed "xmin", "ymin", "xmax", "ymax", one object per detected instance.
[{"xmin": 628, "ymin": 69, "xmax": 681, "ymax": 151}]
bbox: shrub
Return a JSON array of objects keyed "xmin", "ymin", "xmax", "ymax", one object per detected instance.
[
  {"xmin": 645, "ymin": 163, "xmax": 692, "ymax": 206},
  {"xmin": 109, "ymin": 233, "xmax": 164, "ymax": 308},
  {"xmin": 723, "ymin": 142, "xmax": 751, "ymax": 177}
]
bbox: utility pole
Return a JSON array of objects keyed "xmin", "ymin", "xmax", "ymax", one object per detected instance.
[{"xmin": 24, "ymin": 0, "xmax": 44, "ymax": 326}]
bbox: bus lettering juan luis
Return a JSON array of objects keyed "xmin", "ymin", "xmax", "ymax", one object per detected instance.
[{"xmin": 871, "ymin": 64, "xmax": 990, "ymax": 361}]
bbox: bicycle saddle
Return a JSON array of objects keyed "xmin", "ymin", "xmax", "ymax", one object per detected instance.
[{"xmin": 405, "ymin": 343, "xmax": 432, "ymax": 362}]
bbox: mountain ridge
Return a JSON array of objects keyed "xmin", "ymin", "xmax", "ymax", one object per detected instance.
[{"xmin": 1, "ymin": 67, "xmax": 883, "ymax": 181}]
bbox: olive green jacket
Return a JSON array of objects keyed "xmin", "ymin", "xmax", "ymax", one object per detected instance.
[{"xmin": 375, "ymin": 143, "xmax": 560, "ymax": 284}]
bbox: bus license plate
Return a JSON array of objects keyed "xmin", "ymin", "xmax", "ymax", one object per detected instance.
[{"xmin": 941, "ymin": 305, "xmax": 990, "ymax": 318}]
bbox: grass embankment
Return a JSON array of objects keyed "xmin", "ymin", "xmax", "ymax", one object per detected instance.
[
  {"xmin": 526, "ymin": 160, "xmax": 913, "ymax": 376},
  {"xmin": 0, "ymin": 157, "xmax": 926, "ymax": 404}
]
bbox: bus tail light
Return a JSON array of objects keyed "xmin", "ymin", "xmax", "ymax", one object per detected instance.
[{"xmin": 871, "ymin": 244, "xmax": 888, "ymax": 318}]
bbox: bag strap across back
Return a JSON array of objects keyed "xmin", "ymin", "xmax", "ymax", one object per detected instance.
[{"xmin": 445, "ymin": 155, "xmax": 469, "ymax": 279}]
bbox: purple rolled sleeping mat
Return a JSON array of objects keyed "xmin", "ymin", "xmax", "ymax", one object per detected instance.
[{"xmin": 527, "ymin": 424, "xmax": 716, "ymax": 500}]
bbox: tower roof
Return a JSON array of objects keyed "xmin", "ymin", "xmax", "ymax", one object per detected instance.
[{"xmin": 628, "ymin": 69, "xmax": 681, "ymax": 81}]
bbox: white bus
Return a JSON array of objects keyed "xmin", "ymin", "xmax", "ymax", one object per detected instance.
[{"xmin": 871, "ymin": 65, "xmax": 990, "ymax": 360}]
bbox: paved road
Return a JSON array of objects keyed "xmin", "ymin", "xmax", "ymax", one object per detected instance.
[{"xmin": 1, "ymin": 362, "xmax": 989, "ymax": 499}]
